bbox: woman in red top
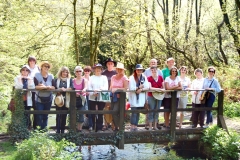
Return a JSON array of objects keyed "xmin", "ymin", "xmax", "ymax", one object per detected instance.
[
  {"xmin": 110, "ymin": 62, "xmax": 128, "ymax": 131},
  {"xmin": 147, "ymin": 66, "xmax": 164, "ymax": 130}
]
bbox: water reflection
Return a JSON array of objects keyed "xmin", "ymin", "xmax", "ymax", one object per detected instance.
[{"xmin": 80, "ymin": 143, "xmax": 167, "ymax": 160}]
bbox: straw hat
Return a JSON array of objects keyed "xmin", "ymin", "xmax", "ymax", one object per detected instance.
[
  {"xmin": 55, "ymin": 94, "xmax": 64, "ymax": 107},
  {"xmin": 152, "ymin": 92, "xmax": 165, "ymax": 100},
  {"xmin": 39, "ymin": 61, "xmax": 52, "ymax": 70},
  {"xmin": 115, "ymin": 62, "xmax": 126, "ymax": 70}
]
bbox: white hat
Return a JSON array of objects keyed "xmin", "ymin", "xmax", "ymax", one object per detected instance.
[
  {"xmin": 115, "ymin": 62, "xmax": 126, "ymax": 70},
  {"xmin": 55, "ymin": 94, "xmax": 64, "ymax": 107},
  {"xmin": 152, "ymin": 92, "xmax": 165, "ymax": 100}
]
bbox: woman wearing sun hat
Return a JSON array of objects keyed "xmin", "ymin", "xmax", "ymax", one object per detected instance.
[
  {"xmin": 55, "ymin": 66, "xmax": 74, "ymax": 133},
  {"xmin": 14, "ymin": 65, "xmax": 35, "ymax": 128},
  {"xmin": 73, "ymin": 66, "xmax": 88, "ymax": 132},
  {"xmin": 88, "ymin": 63, "xmax": 108, "ymax": 132},
  {"xmin": 34, "ymin": 61, "xmax": 55, "ymax": 130},
  {"xmin": 109, "ymin": 62, "xmax": 128, "ymax": 131},
  {"xmin": 129, "ymin": 64, "xmax": 149, "ymax": 131}
]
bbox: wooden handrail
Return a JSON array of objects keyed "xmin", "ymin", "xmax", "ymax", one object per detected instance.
[{"xmin": 16, "ymin": 89, "xmax": 225, "ymax": 149}]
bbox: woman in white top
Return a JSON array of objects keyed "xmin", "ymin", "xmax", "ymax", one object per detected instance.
[
  {"xmin": 88, "ymin": 63, "xmax": 108, "ymax": 132},
  {"xmin": 26, "ymin": 56, "xmax": 39, "ymax": 129},
  {"xmin": 191, "ymin": 68, "xmax": 205, "ymax": 128},
  {"xmin": 128, "ymin": 64, "xmax": 149, "ymax": 131},
  {"xmin": 14, "ymin": 65, "xmax": 35, "ymax": 128},
  {"xmin": 178, "ymin": 66, "xmax": 191, "ymax": 129},
  {"xmin": 164, "ymin": 66, "xmax": 182, "ymax": 128}
]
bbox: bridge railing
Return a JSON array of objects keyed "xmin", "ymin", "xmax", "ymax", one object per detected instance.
[{"xmin": 18, "ymin": 89, "xmax": 224, "ymax": 148}]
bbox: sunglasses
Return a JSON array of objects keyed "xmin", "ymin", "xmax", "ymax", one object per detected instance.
[
  {"xmin": 208, "ymin": 70, "xmax": 215, "ymax": 73},
  {"xmin": 172, "ymin": 71, "xmax": 177, "ymax": 72},
  {"xmin": 22, "ymin": 69, "xmax": 29, "ymax": 72},
  {"xmin": 76, "ymin": 70, "xmax": 82, "ymax": 73},
  {"xmin": 44, "ymin": 65, "xmax": 50, "ymax": 68},
  {"xmin": 84, "ymin": 70, "xmax": 91, "ymax": 72}
]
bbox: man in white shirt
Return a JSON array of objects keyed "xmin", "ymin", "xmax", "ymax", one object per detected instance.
[{"xmin": 144, "ymin": 58, "xmax": 163, "ymax": 78}]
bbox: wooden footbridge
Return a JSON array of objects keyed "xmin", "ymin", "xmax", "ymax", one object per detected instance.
[{"xmin": 22, "ymin": 89, "xmax": 226, "ymax": 149}]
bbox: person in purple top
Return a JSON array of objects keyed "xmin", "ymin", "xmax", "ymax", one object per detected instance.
[{"xmin": 102, "ymin": 58, "xmax": 117, "ymax": 130}]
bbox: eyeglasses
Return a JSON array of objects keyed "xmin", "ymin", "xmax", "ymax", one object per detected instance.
[
  {"xmin": 44, "ymin": 65, "xmax": 50, "ymax": 68},
  {"xmin": 22, "ymin": 69, "xmax": 29, "ymax": 72},
  {"xmin": 76, "ymin": 70, "xmax": 82, "ymax": 73},
  {"xmin": 84, "ymin": 70, "xmax": 91, "ymax": 72},
  {"xmin": 208, "ymin": 70, "xmax": 215, "ymax": 73}
]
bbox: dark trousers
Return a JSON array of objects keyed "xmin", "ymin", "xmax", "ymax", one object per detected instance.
[
  {"xmin": 192, "ymin": 103, "xmax": 205, "ymax": 127},
  {"xmin": 56, "ymin": 105, "xmax": 68, "ymax": 133},
  {"xmin": 89, "ymin": 100, "xmax": 105, "ymax": 132},
  {"xmin": 23, "ymin": 101, "xmax": 31, "ymax": 127},
  {"xmin": 205, "ymin": 93, "xmax": 215, "ymax": 124},
  {"xmin": 32, "ymin": 93, "xmax": 37, "ymax": 129}
]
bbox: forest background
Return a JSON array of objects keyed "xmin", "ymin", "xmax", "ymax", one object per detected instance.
[{"xmin": 0, "ymin": 0, "xmax": 239, "ymax": 132}]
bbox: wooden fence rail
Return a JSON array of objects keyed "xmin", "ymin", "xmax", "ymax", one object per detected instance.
[{"xmin": 20, "ymin": 89, "xmax": 225, "ymax": 149}]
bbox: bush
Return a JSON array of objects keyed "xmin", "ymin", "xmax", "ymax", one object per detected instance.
[
  {"xmin": 224, "ymin": 102, "xmax": 240, "ymax": 118},
  {"xmin": 13, "ymin": 132, "xmax": 81, "ymax": 160},
  {"xmin": 201, "ymin": 125, "xmax": 240, "ymax": 160}
]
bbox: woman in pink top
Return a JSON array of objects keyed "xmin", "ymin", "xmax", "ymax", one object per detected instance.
[
  {"xmin": 73, "ymin": 66, "xmax": 88, "ymax": 132},
  {"xmin": 110, "ymin": 62, "xmax": 128, "ymax": 131}
]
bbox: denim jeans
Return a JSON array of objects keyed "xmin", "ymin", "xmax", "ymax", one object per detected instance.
[
  {"xmin": 86, "ymin": 95, "xmax": 93, "ymax": 128},
  {"xmin": 130, "ymin": 107, "xmax": 141, "ymax": 126},
  {"xmin": 205, "ymin": 93, "xmax": 215, "ymax": 124},
  {"xmin": 35, "ymin": 101, "xmax": 52, "ymax": 130},
  {"xmin": 77, "ymin": 101, "xmax": 86, "ymax": 123},
  {"xmin": 147, "ymin": 96, "xmax": 162, "ymax": 123}
]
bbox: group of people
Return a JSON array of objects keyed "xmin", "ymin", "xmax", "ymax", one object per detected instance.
[{"xmin": 14, "ymin": 56, "xmax": 221, "ymax": 133}]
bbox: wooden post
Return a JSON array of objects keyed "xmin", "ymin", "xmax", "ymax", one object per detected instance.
[
  {"xmin": 217, "ymin": 90, "xmax": 224, "ymax": 127},
  {"xmin": 170, "ymin": 91, "xmax": 177, "ymax": 142},
  {"xmin": 117, "ymin": 92, "xmax": 126, "ymax": 149},
  {"xmin": 69, "ymin": 92, "xmax": 76, "ymax": 131}
]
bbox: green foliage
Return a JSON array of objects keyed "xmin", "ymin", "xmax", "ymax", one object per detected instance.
[
  {"xmin": 7, "ymin": 90, "xmax": 30, "ymax": 142},
  {"xmin": 0, "ymin": 141, "xmax": 17, "ymax": 159},
  {"xmin": 13, "ymin": 132, "xmax": 81, "ymax": 160},
  {"xmin": 224, "ymin": 102, "xmax": 240, "ymax": 118},
  {"xmin": 201, "ymin": 125, "xmax": 240, "ymax": 160}
]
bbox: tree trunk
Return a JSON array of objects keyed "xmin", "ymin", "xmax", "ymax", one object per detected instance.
[
  {"xmin": 73, "ymin": 0, "xmax": 79, "ymax": 65},
  {"xmin": 89, "ymin": 0, "xmax": 94, "ymax": 66},
  {"xmin": 144, "ymin": 0, "xmax": 154, "ymax": 57},
  {"xmin": 217, "ymin": 19, "xmax": 228, "ymax": 65},
  {"xmin": 219, "ymin": 0, "xmax": 240, "ymax": 56},
  {"xmin": 89, "ymin": 0, "xmax": 109, "ymax": 66},
  {"xmin": 185, "ymin": 0, "xmax": 194, "ymax": 41},
  {"xmin": 157, "ymin": 0, "xmax": 171, "ymax": 57},
  {"xmin": 236, "ymin": 0, "xmax": 240, "ymax": 10}
]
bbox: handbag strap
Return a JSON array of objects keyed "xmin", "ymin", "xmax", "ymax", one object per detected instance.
[{"xmin": 209, "ymin": 79, "xmax": 214, "ymax": 88}]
